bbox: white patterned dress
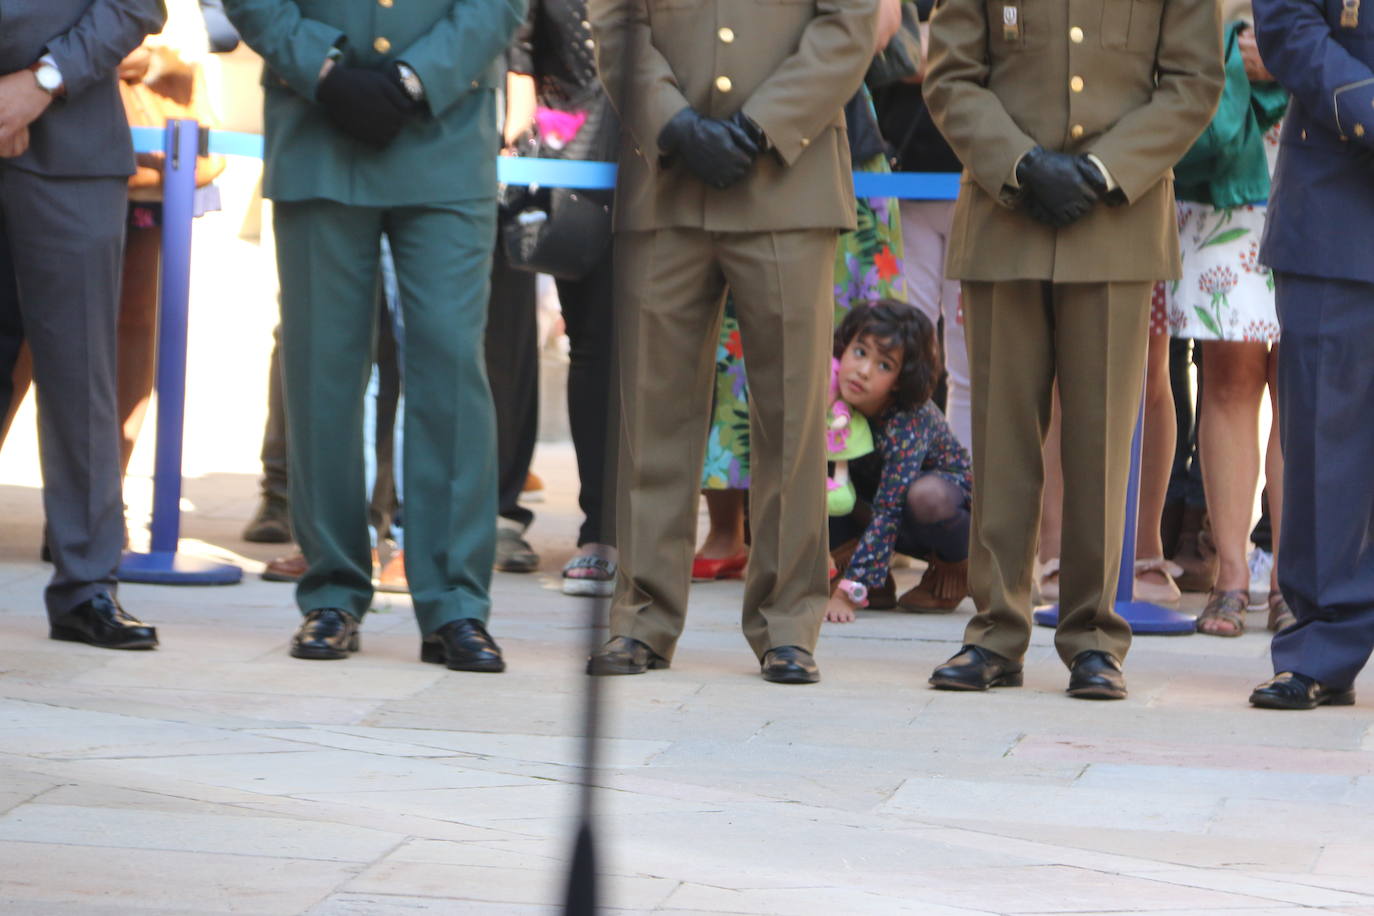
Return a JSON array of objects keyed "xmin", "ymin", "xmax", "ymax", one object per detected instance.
[{"xmin": 1166, "ymin": 126, "xmax": 1282, "ymax": 343}]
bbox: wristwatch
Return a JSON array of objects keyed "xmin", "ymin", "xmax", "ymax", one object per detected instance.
[
  {"xmin": 29, "ymin": 55, "xmax": 63, "ymax": 97},
  {"xmin": 836, "ymin": 578, "xmax": 869, "ymax": 608},
  {"xmin": 394, "ymin": 63, "xmax": 424, "ymax": 102}
]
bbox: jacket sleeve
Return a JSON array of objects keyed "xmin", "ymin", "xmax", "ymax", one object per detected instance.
[
  {"xmin": 739, "ymin": 0, "xmax": 883, "ymax": 166},
  {"xmin": 221, "ymin": 0, "xmax": 344, "ymax": 98},
  {"xmin": 396, "ymin": 0, "xmax": 529, "ymax": 117},
  {"xmin": 922, "ymin": 0, "xmax": 1037, "ymax": 206},
  {"xmin": 508, "ymin": 0, "xmax": 537, "ymax": 77},
  {"xmin": 1085, "ymin": 0, "xmax": 1225, "ymax": 203},
  {"xmin": 44, "ymin": 0, "xmax": 168, "ymax": 98},
  {"xmin": 1254, "ymin": 0, "xmax": 1374, "ymax": 148},
  {"xmin": 590, "ymin": 0, "xmax": 691, "ymax": 158},
  {"xmin": 199, "ymin": 0, "xmax": 242, "ymax": 54}
]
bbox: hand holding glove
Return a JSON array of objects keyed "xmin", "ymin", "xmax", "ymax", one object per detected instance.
[
  {"xmin": 658, "ymin": 107, "xmax": 762, "ymax": 189},
  {"xmin": 1015, "ymin": 147, "xmax": 1102, "ymax": 227},
  {"xmin": 316, "ymin": 64, "xmax": 419, "ymax": 149}
]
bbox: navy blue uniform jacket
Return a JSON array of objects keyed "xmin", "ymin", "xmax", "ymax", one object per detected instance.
[{"xmin": 1255, "ymin": 0, "xmax": 1374, "ymax": 283}]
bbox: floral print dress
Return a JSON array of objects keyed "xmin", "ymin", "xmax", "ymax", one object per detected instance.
[
  {"xmin": 1165, "ymin": 125, "xmax": 1281, "ymax": 343},
  {"xmin": 701, "ymin": 151, "xmax": 907, "ymax": 489}
]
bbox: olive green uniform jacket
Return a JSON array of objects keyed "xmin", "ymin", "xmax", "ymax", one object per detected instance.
[
  {"xmin": 924, "ymin": 0, "xmax": 1225, "ymax": 281},
  {"xmin": 224, "ymin": 0, "xmax": 525, "ymax": 205},
  {"xmin": 590, "ymin": 0, "xmax": 880, "ymax": 232}
]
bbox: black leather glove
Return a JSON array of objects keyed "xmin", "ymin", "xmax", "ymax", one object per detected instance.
[
  {"xmin": 1075, "ymin": 154, "xmax": 1127, "ymax": 206},
  {"xmin": 728, "ymin": 110, "xmax": 769, "ymax": 154},
  {"xmin": 1015, "ymin": 147, "xmax": 1101, "ymax": 227},
  {"xmin": 316, "ymin": 65, "xmax": 416, "ymax": 148},
  {"xmin": 658, "ymin": 107, "xmax": 759, "ymax": 189}
]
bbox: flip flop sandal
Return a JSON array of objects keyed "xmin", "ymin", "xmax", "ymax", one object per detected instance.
[
  {"xmin": 1267, "ymin": 589, "xmax": 1297, "ymax": 632},
  {"xmin": 1196, "ymin": 589, "xmax": 1248, "ymax": 637},
  {"xmin": 562, "ymin": 553, "xmax": 617, "ymax": 597}
]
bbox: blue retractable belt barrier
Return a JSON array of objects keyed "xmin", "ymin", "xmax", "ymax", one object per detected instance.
[
  {"xmin": 129, "ymin": 126, "xmax": 960, "ymax": 199},
  {"xmin": 118, "ymin": 120, "xmax": 243, "ymax": 585}
]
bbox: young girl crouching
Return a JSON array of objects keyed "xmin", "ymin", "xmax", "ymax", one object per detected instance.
[{"xmin": 828, "ymin": 300, "xmax": 974, "ymax": 623}]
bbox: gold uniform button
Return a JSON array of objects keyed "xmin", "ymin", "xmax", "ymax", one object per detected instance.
[
  {"xmin": 1301, "ymin": 129, "xmax": 1308, "ymax": 140},
  {"xmin": 1070, "ymin": 124, "xmax": 1084, "ymax": 139},
  {"xmin": 715, "ymin": 75, "xmax": 732, "ymax": 92},
  {"xmin": 1358, "ymin": 123, "xmax": 1368, "ymax": 137},
  {"xmin": 379, "ymin": 0, "xmax": 393, "ymax": 7},
  {"xmin": 800, "ymin": 137, "xmax": 810, "ymax": 147},
  {"xmin": 1070, "ymin": 75, "xmax": 1084, "ymax": 92},
  {"xmin": 374, "ymin": 36, "xmax": 391, "ymax": 53},
  {"xmin": 470, "ymin": 80, "xmax": 479, "ymax": 88},
  {"xmin": 719, "ymin": 27, "xmax": 735, "ymax": 43},
  {"xmin": 1069, "ymin": 26, "xmax": 1084, "ymax": 42}
]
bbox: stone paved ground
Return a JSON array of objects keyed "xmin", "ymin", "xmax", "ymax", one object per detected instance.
[{"xmin": 1, "ymin": 160, "xmax": 1372, "ymax": 914}]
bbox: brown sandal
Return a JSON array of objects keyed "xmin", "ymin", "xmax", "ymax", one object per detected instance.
[
  {"xmin": 1267, "ymin": 589, "xmax": 1297, "ymax": 632},
  {"xmin": 1196, "ymin": 589, "xmax": 1248, "ymax": 637}
]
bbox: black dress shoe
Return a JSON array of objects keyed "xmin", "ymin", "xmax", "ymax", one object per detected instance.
[
  {"xmin": 761, "ymin": 645, "xmax": 820, "ymax": 684},
  {"xmin": 586, "ymin": 636, "xmax": 668, "ymax": 675},
  {"xmin": 49, "ymin": 593, "xmax": 158, "ymax": 650},
  {"xmin": 290, "ymin": 608, "xmax": 360, "ymax": 660},
  {"xmin": 929, "ymin": 644, "xmax": 1022, "ymax": 690},
  {"xmin": 1067, "ymin": 650, "xmax": 1127, "ymax": 700},
  {"xmin": 420, "ymin": 618, "xmax": 506, "ymax": 672},
  {"xmin": 1250, "ymin": 671, "xmax": 1355, "ymax": 710}
]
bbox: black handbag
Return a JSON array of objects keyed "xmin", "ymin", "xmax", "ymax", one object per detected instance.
[{"xmin": 501, "ymin": 91, "xmax": 616, "ymax": 281}]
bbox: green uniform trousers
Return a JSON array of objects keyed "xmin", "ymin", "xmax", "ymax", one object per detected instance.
[
  {"xmin": 611, "ymin": 227, "xmax": 836, "ymax": 662},
  {"xmin": 273, "ymin": 198, "xmax": 498, "ymax": 634},
  {"xmin": 961, "ymin": 280, "xmax": 1151, "ymax": 666}
]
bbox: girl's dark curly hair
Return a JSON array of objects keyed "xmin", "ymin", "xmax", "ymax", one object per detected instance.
[{"xmin": 833, "ymin": 299, "xmax": 942, "ymax": 412}]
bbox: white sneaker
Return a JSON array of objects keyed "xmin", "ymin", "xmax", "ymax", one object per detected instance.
[{"xmin": 1248, "ymin": 547, "xmax": 1273, "ymax": 608}]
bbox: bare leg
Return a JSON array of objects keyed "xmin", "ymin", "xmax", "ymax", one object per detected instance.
[
  {"xmin": 1136, "ymin": 331, "xmax": 1176, "ymax": 581},
  {"xmin": 697, "ymin": 488, "xmax": 747, "ymax": 559},
  {"xmin": 1265, "ymin": 344, "xmax": 1283, "ymax": 591},
  {"xmin": 1037, "ymin": 386, "xmax": 1063, "ymax": 564},
  {"xmin": 1034, "ymin": 386, "xmax": 1063, "ymax": 600},
  {"xmin": 116, "ymin": 226, "xmax": 160, "ymax": 476},
  {"xmin": 1197, "ymin": 340, "xmax": 1268, "ymax": 633},
  {"xmin": 1, "ymin": 343, "xmax": 32, "ymax": 449}
]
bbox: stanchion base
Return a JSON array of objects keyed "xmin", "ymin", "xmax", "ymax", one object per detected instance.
[
  {"xmin": 118, "ymin": 551, "xmax": 243, "ymax": 586},
  {"xmin": 1033, "ymin": 601, "xmax": 1197, "ymax": 635}
]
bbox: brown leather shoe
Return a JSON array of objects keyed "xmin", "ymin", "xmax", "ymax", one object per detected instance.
[
  {"xmin": 898, "ymin": 557, "xmax": 968, "ymax": 613},
  {"xmin": 262, "ymin": 550, "xmax": 307, "ymax": 583},
  {"xmin": 376, "ymin": 550, "xmax": 408, "ymax": 593}
]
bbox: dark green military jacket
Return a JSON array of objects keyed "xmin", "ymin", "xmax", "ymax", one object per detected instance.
[{"xmin": 224, "ymin": 0, "xmax": 526, "ymax": 205}]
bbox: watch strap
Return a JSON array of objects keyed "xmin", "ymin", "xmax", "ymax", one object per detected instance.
[{"xmin": 837, "ymin": 578, "xmax": 869, "ymax": 608}]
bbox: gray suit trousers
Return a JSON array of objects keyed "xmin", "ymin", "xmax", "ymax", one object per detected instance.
[{"xmin": 0, "ymin": 165, "xmax": 127, "ymax": 616}]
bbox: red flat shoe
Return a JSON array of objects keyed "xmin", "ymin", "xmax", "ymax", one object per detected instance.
[{"xmin": 692, "ymin": 552, "xmax": 748, "ymax": 581}]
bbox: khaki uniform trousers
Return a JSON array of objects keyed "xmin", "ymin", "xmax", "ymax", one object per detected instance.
[
  {"xmin": 611, "ymin": 227, "xmax": 836, "ymax": 661},
  {"xmin": 962, "ymin": 280, "xmax": 1151, "ymax": 666}
]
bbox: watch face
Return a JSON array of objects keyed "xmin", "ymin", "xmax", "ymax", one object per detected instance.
[{"xmin": 36, "ymin": 65, "xmax": 61, "ymax": 91}]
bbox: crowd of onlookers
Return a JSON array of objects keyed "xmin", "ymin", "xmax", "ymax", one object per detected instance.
[{"xmin": 3, "ymin": 0, "xmax": 1366, "ymax": 708}]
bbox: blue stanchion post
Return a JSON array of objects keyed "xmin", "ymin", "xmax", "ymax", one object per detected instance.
[
  {"xmin": 1033, "ymin": 371, "xmax": 1195, "ymax": 634},
  {"xmin": 118, "ymin": 119, "xmax": 243, "ymax": 586}
]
